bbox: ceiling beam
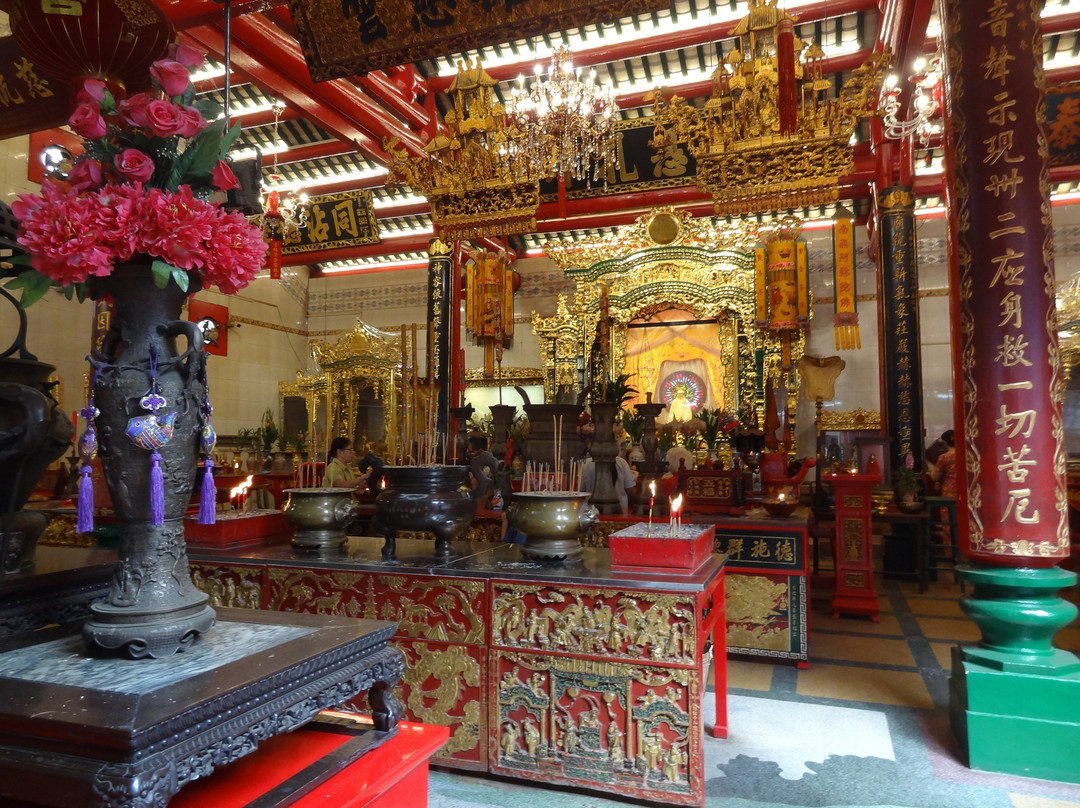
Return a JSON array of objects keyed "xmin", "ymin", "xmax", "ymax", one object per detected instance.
[{"xmin": 428, "ymin": 0, "xmax": 877, "ymax": 92}]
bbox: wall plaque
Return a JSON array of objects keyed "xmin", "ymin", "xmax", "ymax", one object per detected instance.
[{"xmin": 288, "ymin": 0, "xmax": 672, "ymax": 80}]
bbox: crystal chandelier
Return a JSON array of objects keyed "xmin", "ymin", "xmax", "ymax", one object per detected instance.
[
  {"xmin": 505, "ymin": 46, "xmax": 619, "ymax": 184},
  {"xmin": 253, "ymin": 100, "xmax": 309, "ymax": 279},
  {"xmin": 881, "ymin": 53, "xmax": 943, "ymax": 147}
]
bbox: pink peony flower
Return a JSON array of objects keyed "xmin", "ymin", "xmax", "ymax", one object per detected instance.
[
  {"xmin": 114, "ymin": 149, "xmax": 155, "ymax": 184},
  {"xmin": 67, "ymin": 158, "xmax": 105, "ymax": 191},
  {"xmin": 211, "ymin": 161, "xmax": 240, "ymax": 191},
  {"xmin": 150, "ymin": 59, "xmax": 192, "ymax": 97},
  {"xmin": 168, "ymin": 43, "xmax": 205, "ymax": 70},
  {"xmin": 145, "ymin": 99, "xmax": 186, "ymax": 138},
  {"xmin": 69, "ymin": 102, "xmax": 106, "ymax": 140}
]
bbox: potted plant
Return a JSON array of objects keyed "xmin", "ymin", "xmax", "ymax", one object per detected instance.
[{"xmin": 893, "ymin": 453, "xmax": 922, "ymax": 511}]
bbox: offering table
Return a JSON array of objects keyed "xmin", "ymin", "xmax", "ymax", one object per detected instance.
[
  {"xmin": 189, "ymin": 537, "xmax": 726, "ymax": 807},
  {"xmin": 466, "ymin": 506, "xmax": 812, "ymax": 666}
]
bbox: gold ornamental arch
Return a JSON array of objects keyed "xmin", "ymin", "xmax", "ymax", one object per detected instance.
[{"xmin": 536, "ymin": 208, "xmax": 806, "ymax": 428}]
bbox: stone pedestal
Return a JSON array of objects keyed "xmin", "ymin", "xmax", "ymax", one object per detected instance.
[{"xmin": 0, "ymin": 608, "xmax": 403, "ymax": 807}]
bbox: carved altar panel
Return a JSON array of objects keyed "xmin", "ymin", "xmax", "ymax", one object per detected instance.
[
  {"xmin": 490, "ymin": 582, "xmax": 698, "ymax": 665},
  {"xmin": 190, "ymin": 563, "xmax": 265, "ymax": 610},
  {"xmin": 490, "ymin": 650, "xmax": 701, "ymax": 804}
]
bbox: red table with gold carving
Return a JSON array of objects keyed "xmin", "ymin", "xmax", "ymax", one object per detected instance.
[
  {"xmin": 189, "ymin": 537, "xmax": 725, "ymax": 807},
  {"xmin": 825, "ymin": 471, "xmax": 882, "ymax": 620}
]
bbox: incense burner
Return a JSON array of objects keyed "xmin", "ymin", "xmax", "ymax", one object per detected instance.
[
  {"xmin": 507, "ymin": 490, "xmax": 598, "ymax": 560},
  {"xmin": 282, "ymin": 487, "xmax": 359, "ymax": 551}
]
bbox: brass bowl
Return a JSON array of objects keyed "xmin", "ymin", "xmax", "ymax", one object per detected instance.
[
  {"xmin": 507, "ymin": 491, "xmax": 597, "ymax": 560},
  {"xmin": 283, "ymin": 487, "xmax": 359, "ymax": 550}
]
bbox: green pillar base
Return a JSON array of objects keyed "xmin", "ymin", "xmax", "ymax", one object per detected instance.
[
  {"xmin": 950, "ymin": 646, "xmax": 1080, "ymax": 783},
  {"xmin": 949, "ymin": 563, "xmax": 1080, "ymax": 782}
]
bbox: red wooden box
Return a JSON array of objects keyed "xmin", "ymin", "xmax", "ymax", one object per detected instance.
[
  {"xmin": 608, "ymin": 523, "xmax": 716, "ymax": 573},
  {"xmin": 171, "ymin": 714, "xmax": 449, "ymax": 808},
  {"xmin": 184, "ymin": 509, "xmax": 293, "ymax": 552}
]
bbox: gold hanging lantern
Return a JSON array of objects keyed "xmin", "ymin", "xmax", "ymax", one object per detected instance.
[{"xmin": 385, "ymin": 59, "xmax": 541, "ymax": 241}]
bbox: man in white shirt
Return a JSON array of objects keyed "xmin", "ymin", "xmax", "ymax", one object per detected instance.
[{"xmin": 580, "ymin": 455, "xmax": 638, "ymax": 513}]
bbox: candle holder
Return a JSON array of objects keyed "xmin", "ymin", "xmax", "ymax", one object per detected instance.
[{"xmin": 608, "ymin": 522, "xmax": 715, "ymax": 573}]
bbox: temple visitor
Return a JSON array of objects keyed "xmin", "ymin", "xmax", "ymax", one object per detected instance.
[{"xmin": 322, "ymin": 437, "xmax": 370, "ymax": 490}]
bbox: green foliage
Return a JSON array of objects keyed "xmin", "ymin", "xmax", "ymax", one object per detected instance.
[
  {"xmin": 591, "ymin": 371, "xmax": 637, "ymax": 405},
  {"xmin": 621, "ymin": 407, "xmax": 646, "ymax": 444}
]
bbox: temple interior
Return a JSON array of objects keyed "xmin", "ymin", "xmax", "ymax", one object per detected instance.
[{"xmin": 1, "ymin": 0, "xmax": 1080, "ymax": 806}]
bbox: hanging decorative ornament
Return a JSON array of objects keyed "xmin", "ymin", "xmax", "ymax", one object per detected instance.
[
  {"xmin": 8, "ymin": 0, "xmax": 173, "ymax": 90},
  {"xmin": 125, "ymin": 346, "xmax": 175, "ymax": 526},
  {"xmin": 76, "ymin": 374, "xmax": 100, "ymax": 535},
  {"xmin": 832, "ymin": 206, "xmax": 860, "ymax": 350},
  {"xmin": 198, "ymin": 364, "xmax": 218, "ymax": 525}
]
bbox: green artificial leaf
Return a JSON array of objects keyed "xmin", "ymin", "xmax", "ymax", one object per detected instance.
[
  {"xmin": 151, "ymin": 259, "xmax": 174, "ymax": 289},
  {"xmin": 218, "ymin": 121, "xmax": 243, "ymax": 158},
  {"xmin": 194, "ymin": 97, "xmax": 224, "ymax": 124},
  {"xmin": 171, "ymin": 267, "xmax": 190, "ymax": 293},
  {"xmin": 5, "ymin": 269, "xmax": 52, "ymax": 307},
  {"xmin": 5, "ymin": 254, "xmax": 32, "ymax": 267},
  {"xmin": 167, "ymin": 118, "xmax": 227, "ymax": 190}
]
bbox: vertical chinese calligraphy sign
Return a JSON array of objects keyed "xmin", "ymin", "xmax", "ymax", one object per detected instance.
[
  {"xmin": 427, "ymin": 238, "xmax": 453, "ymax": 438},
  {"xmin": 944, "ymin": 0, "xmax": 1068, "ymax": 564},
  {"xmin": 289, "ymin": 0, "xmax": 673, "ymax": 80}
]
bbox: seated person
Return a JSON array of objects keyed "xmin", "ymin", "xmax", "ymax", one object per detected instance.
[
  {"xmin": 322, "ymin": 436, "xmax": 371, "ymax": 490},
  {"xmin": 580, "ymin": 455, "xmax": 637, "ymax": 513}
]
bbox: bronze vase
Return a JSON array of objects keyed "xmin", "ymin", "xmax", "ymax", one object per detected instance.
[
  {"xmin": 82, "ymin": 264, "xmax": 216, "ymax": 658},
  {"xmin": 0, "ymin": 357, "xmax": 74, "ymax": 573}
]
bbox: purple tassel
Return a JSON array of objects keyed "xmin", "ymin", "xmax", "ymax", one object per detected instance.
[
  {"xmin": 77, "ymin": 464, "xmax": 94, "ymax": 534},
  {"xmin": 150, "ymin": 449, "xmax": 165, "ymax": 525},
  {"xmin": 199, "ymin": 457, "xmax": 216, "ymax": 525}
]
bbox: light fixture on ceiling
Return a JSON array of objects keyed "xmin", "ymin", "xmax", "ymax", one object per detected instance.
[
  {"xmin": 252, "ymin": 99, "xmax": 309, "ymax": 279},
  {"xmin": 506, "ymin": 45, "xmax": 619, "ymax": 184},
  {"xmin": 881, "ymin": 53, "xmax": 943, "ymax": 147}
]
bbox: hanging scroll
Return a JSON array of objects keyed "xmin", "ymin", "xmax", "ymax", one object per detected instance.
[
  {"xmin": 832, "ymin": 213, "xmax": 859, "ymax": 350},
  {"xmin": 465, "ymin": 250, "xmax": 515, "ymax": 376}
]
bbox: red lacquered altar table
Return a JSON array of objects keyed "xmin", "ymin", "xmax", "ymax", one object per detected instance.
[{"xmin": 170, "ymin": 715, "xmax": 448, "ymax": 808}]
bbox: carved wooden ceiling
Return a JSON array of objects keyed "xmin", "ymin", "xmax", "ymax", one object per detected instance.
[{"xmin": 41, "ymin": 0, "xmax": 1080, "ymax": 274}]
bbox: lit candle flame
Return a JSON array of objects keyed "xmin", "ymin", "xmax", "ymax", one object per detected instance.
[
  {"xmin": 649, "ymin": 480, "xmax": 656, "ymax": 497},
  {"xmin": 672, "ymin": 493, "xmax": 683, "ymax": 513},
  {"xmin": 229, "ymin": 475, "xmax": 253, "ymax": 500}
]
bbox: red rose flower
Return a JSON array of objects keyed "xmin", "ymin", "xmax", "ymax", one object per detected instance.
[
  {"xmin": 211, "ymin": 161, "xmax": 240, "ymax": 191},
  {"xmin": 115, "ymin": 149, "xmax": 155, "ymax": 184},
  {"xmin": 150, "ymin": 59, "xmax": 192, "ymax": 97},
  {"xmin": 67, "ymin": 158, "xmax": 104, "ymax": 191},
  {"xmin": 69, "ymin": 102, "xmax": 106, "ymax": 140},
  {"xmin": 145, "ymin": 99, "xmax": 186, "ymax": 138}
]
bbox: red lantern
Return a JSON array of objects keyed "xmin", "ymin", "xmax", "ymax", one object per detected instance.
[{"xmin": 9, "ymin": 0, "xmax": 174, "ymax": 90}]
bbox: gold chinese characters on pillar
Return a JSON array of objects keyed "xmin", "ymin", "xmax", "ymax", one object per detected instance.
[{"xmin": 650, "ymin": 0, "xmax": 889, "ymax": 216}]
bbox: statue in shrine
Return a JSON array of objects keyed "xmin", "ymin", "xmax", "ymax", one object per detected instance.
[
  {"xmin": 501, "ymin": 721, "xmax": 520, "ymax": 758},
  {"xmin": 666, "ymin": 388, "xmax": 694, "ymax": 422}
]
